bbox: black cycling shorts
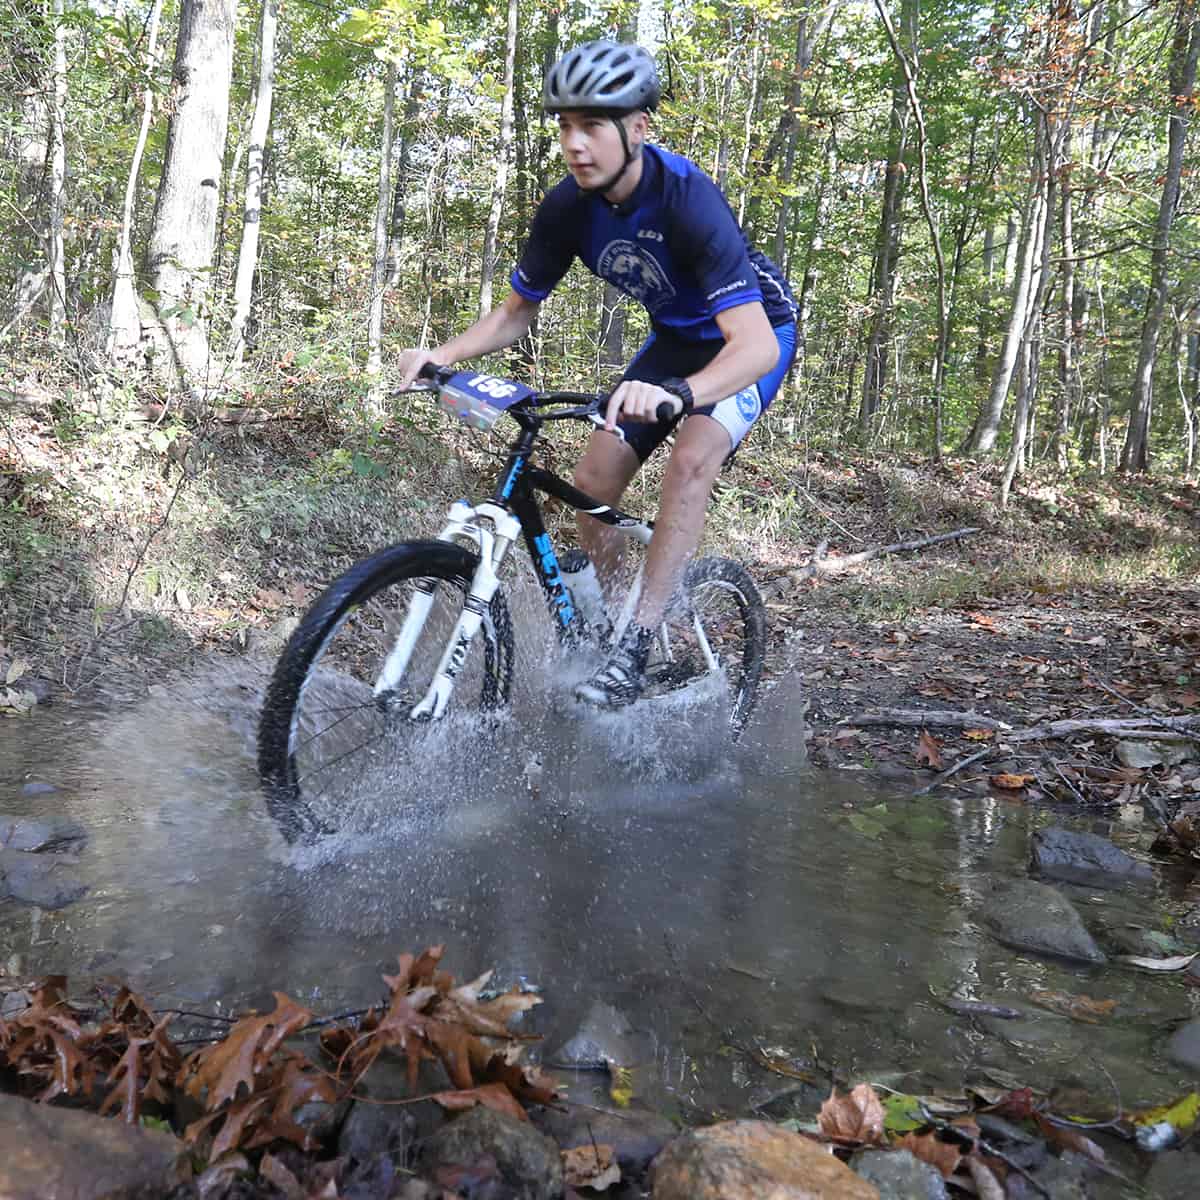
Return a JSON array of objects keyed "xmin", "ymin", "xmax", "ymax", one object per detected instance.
[{"xmin": 607, "ymin": 321, "xmax": 797, "ymax": 462}]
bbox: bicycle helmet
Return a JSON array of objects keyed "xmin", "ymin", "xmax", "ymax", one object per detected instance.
[{"xmin": 542, "ymin": 41, "xmax": 661, "ymax": 114}]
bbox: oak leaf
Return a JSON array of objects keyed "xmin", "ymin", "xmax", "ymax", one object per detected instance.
[
  {"xmin": 184, "ymin": 992, "xmax": 313, "ymax": 1105},
  {"xmin": 818, "ymin": 1083, "xmax": 886, "ymax": 1144},
  {"xmin": 1029, "ymin": 990, "xmax": 1116, "ymax": 1023}
]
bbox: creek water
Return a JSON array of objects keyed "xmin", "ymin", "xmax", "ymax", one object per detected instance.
[{"xmin": 1, "ymin": 649, "xmax": 1197, "ymax": 1157}]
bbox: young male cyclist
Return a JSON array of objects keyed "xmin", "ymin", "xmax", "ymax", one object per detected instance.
[{"xmin": 398, "ymin": 40, "xmax": 797, "ymax": 710}]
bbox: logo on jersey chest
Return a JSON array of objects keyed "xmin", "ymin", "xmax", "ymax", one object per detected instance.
[
  {"xmin": 597, "ymin": 240, "xmax": 677, "ymax": 312},
  {"xmin": 637, "ymin": 228, "xmax": 663, "ymax": 242}
]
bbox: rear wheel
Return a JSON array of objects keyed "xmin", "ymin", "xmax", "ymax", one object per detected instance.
[
  {"xmin": 257, "ymin": 541, "xmax": 513, "ymax": 844},
  {"xmin": 643, "ymin": 556, "xmax": 766, "ymax": 736}
]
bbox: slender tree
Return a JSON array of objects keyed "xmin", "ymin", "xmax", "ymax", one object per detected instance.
[
  {"xmin": 1120, "ymin": 0, "xmax": 1200, "ymax": 472},
  {"xmin": 478, "ymin": 0, "xmax": 519, "ymax": 319},
  {"xmin": 228, "ymin": 0, "xmax": 279, "ymax": 368},
  {"xmin": 107, "ymin": 0, "xmax": 166, "ymax": 364}
]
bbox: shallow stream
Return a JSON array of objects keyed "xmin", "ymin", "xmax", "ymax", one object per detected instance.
[{"xmin": 2, "ymin": 651, "xmax": 1197, "ymax": 1160}]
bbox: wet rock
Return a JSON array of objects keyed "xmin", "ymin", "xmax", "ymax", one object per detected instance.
[
  {"xmin": 0, "ymin": 1091, "xmax": 187, "ymax": 1199},
  {"xmin": 532, "ymin": 1102, "xmax": 675, "ymax": 1175},
  {"xmin": 1007, "ymin": 1151, "xmax": 1092, "ymax": 1200},
  {"xmin": 1165, "ymin": 1017, "xmax": 1200, "ymax": 1072},
  {"xmin": 0, "ymin": 847, "xmax": 89, "ymax": 908},
  {"xmin": 1030, "ymin": 827, "xmax": 1153, "ymax": 889},
  {"xmin": 548, "ymin": 999, "xmax": 639, "ymax": 1069},
  {"xmin": 650, "ymin": 1120, "xmax": 880, "ymax": 1199},
  {"xmin": 422, "ymin": 1105, "xmax": 563, "ymax": 1200},
  {"xmin": 850, "ymin": 1149, "xmax": 947, "ymax": 1199},
  {"xmin": 1142, "ymin": 1149, "xmax": 1200, "ymax": 1199},
  {"xmin": 294, "ymin": 1094, "xmax": 352, "ymax": 1146},
  {"xmin": 0, "ymin": 814, "xmax": 87, "ymax": 853},
  {"xmin": 338, "ymin": 1097, "xmax": 417, "ymax": 1166},
  {"xmin": 981, "ymin": 879, "xmax": 1106, "ymax": 964},
  {"xmin": 19, "ymin": 781, "xmax": 59, "ymax": 797}
]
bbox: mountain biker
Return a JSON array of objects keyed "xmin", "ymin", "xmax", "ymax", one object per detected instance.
[{"xmin": 397, "ymin": 39, "xmax": 798, "ymax": 710}]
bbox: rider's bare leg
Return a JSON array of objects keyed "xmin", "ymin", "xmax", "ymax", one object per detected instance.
[
  {"xmin": 573, "ymin": 430, "xmax": 640, "ymax": 605},
  {"xmin": 633, "ymin": 414, "xmax": 731, "ymax": 627}
]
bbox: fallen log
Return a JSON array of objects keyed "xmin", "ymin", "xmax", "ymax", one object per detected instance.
[
  {"xmin": 789, "ymin": 526, "xmax": 981, "ymax": 582},
  {"xmin": 841, "ymin": 707, "xmax": 1200, "ymax": 743},
  {"xmin": 838, "ymin": 708, "xmax": 1010, "ymax": 731}
]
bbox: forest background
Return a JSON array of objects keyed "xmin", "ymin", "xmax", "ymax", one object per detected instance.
[{"xmin": 2, "ymin": 0, "xmax": 1199, "ymax": 695}]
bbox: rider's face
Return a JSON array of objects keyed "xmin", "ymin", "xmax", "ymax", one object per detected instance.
[{"xmin": 557, "ymin": 111, "xmax": 644, "ymax": 186}]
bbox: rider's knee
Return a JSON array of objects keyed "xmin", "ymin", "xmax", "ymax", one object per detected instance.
[
  {"xmin": 666, "ymin": 438, "xmax": 725, "ymax": 491},
  {"xmin": 574, "ymin": 455, "xmax": 624, "ymax": 503}
]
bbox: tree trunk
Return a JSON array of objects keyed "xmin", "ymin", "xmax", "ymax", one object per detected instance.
[
  {"xmin": 966, "ymin": 113, "xmax": 1050, "ymax": 454},
  {"xmin": 145, "ymin": 0, "xmax": 237, "ymax": 388},
  {"xmin": 859, "ymin": 0, "xmax": 915, "ymax": 435},
  {"xmin": 385, "ymin": 70, "xmax": 422, "ymax": 290},
  {"xmin": 46, "ymin": 0, "xmax": 67, "ymax": 344},
  {"xmin": 107, "ymin": 0, "xmax": 166, "ymax": 364},
  {"xmin": 9, "ymin": 12, "xmax": 51, "ymax": 331},
  {"xmin": 478, "ymin": 0, "xmax": 518, "ymax": 319},
  {"xmin": 796, "ymin": 133, "xmax": 837, "ymax": 377},
  {"xmin": 1054, "ymin": 126, "xmax": 1077, "ymax": 470},
  {"xmin": 1120, "ymin": 2, "xmax": 1200, "ymax": 473},
  {"xmin": 366, "ymin": 59, "xmax": 396, "ymax": 410},
  {"xmin": 229, "ymin": 0, "xmax": 278, "ymax": 368}
]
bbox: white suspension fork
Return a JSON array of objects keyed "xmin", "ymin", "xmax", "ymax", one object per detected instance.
[{"xmin": 374, "ymin": 501, "xmax": 519, "ymax": 722}]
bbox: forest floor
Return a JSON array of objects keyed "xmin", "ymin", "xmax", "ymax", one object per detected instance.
[{"xmin": 2, "ymin": 371, "xmax": 1200, "ymax": 819}]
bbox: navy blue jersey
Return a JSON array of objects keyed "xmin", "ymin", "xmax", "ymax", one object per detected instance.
[{"xmin": 511, "ymin": 144, "xmax": 796, "ymax": 340}]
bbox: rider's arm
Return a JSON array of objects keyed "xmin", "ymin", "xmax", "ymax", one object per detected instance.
[
  {"xmin": 684, "ymin": 301, "xmax": 779, "ymax": 406},
  {"xmin": 604, "ymin": 301, "xmax": 778, "ymax": 427},
  {"xmin": 398, "ymin": 291, "xmax": 539, "ymax": 387},
  {"xmin": 438, "ymin": 291, "xmax": 541, "ymax": 364}
]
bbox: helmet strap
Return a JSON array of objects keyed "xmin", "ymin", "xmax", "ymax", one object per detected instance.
[{"xmin": 581, "ymin": 114, "xmax": 639, "ymax": 198}]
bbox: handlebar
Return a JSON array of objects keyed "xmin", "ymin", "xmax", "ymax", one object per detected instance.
[{"xmin": 412, "ymin": 361, "xmax": 688, "ymax": 424}]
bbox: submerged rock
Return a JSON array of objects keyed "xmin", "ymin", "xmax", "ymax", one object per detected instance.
[
  {"xmin": 0, "ymin": 1092, "xmax": 187, "ymax": 1200},
  {"xmin": 18, "ymin": 780, "xmax": 59, "ymax": 797},
  {"xmin": 422, "ymin": 1106, "xmax": 563, "ymax": 1200},
  {"xmin": 0, "ymin": 847, "xmax": 88, "ymax": 908},
  {"xmin": 533, "ymin": 1102, "xmax": 676, "ymax": 1176},
  {"xmin": 1030, "ymin": 827, "xmax": 1153, "ymax": 889},
  {"xmin": 850, "ymin": 1149, "xmax": 947, "ymax": 1200},
  {"xmin": 1143, "ymin": 1149, "xmax": 1200, "ymax": 1199},
  {"xmin": 1165, "ymin": 1017, "xmax": 1200, "ymax": 1072},
  {"xmin": 981, "ymin": 879, "xmax": 1106, "ymax": 964},
  {"xmin": 548, "ymin": 999, "xmax": 640, "ymax": 1069},
  {"xmin": 0, "ymin": 813, "xmax": 87, "ymax": 853},
  {"xmin": 651, "ymin": 1120, "xmax": 880, "ymax": 1199}
]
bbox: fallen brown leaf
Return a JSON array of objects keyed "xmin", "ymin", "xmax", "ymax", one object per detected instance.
[
  {"xmin": 894, "ymin": 1130, "xmax": 961, "ymax": 1178},
  {"xmin": 963, "ymin": 728, "xmax": 995, "ymax": 741},
  {"xmin": 916, "ymin": 730, "xmax": 944, "ymax": 770},
  {"xmin": 1029, "ymin": 990, "xmax": 1117, "ymax": 1023},
  {"xmin": 990, "ymin": 773, "xmax": 1035, "ymax": 791},
  {"xmin": 562, "ymin": 1143, "xmax": 621, "ymax": 1191},
  {"xmin": 819, "ymin": 1083, "xmax": 886, "ymax": 1145}
]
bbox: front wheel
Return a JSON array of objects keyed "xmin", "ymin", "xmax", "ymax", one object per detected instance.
[
  {"xmin": 644, "ymin": 556, "xmax": 766, "ymax": 737},
  {"xmin": 257, "ymin": 540, "xmax": 514, "ymax": 844}
]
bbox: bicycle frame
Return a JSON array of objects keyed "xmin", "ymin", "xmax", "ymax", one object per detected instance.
[{"xmin": 375, "ymin": 411, "xmax": 656, "ymax": 722}]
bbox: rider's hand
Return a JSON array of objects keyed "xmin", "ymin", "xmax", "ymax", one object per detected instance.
[
  {"xmin": 396, "ymin": 347, "xmax": 448, "ymax": 390},
  {"xmin": 604, "ymin": 380, "xmax": 673, "ymax": 430}
]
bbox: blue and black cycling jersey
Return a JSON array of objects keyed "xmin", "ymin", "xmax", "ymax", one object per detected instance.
[{"xmin": 511, "ymin": 144, "xmax": 797, "ymax": 338}]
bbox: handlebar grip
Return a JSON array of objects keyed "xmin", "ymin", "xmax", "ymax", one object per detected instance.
[{"xmin": 656, "ymin": 396, "xmax": 691, "ymax": 423}]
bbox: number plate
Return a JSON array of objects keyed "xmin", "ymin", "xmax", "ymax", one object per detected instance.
[{"xmin": 438, "ymin": 371, "xmax": 535, "ymax": 430}]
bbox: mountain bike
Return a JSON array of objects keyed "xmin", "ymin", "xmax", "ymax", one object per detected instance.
[{"xmin": 256, "ymin": 364, "xmax": 767, "ymax": 844}]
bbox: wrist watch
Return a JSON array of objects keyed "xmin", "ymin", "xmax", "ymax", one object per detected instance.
[{"xmin": 659, "ymin": 377, "xmax": 695, "ymax": 413}]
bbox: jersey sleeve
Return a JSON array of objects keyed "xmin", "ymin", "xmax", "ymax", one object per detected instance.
[
  {"xmin": 510, "ymin": 181, "xmax": 578, "ymax": 302},
  {"xmin": 669, "ymin": 172, "xmax": 765, "ymax": 317}
]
